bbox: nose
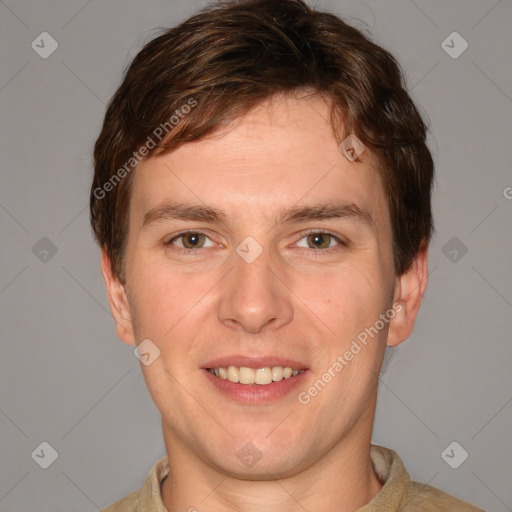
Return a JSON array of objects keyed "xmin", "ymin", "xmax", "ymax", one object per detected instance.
[{"xmin": 217, "ymin": 249, "xmax": 294, "ymax": 334}]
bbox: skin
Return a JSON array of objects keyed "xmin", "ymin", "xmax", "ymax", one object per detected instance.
[{"xmin": 102, "ymin": 91, "xmax": 428, "ymax": 512}]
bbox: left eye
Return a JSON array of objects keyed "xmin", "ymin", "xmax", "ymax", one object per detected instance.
[{"xmin": 296, "ymin": 232, "xmax": 343, "ymax": 250}]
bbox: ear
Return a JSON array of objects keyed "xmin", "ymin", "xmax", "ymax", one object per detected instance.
[
  {"xmin": 101, "ymin": 249, "xmax": 136, "ymax": 346},
  {"xmin": 386, "ymin": 244, "xmax": 429, "ymax": 347}
]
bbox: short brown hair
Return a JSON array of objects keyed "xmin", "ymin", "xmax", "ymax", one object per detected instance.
[{"xmin": 90, "ymin": 0, "xmax": 434, "ymax": 282}]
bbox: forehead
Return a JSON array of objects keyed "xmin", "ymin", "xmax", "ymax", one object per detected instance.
[{"xmin": 130, "ymin": 93, "xmax": 389, "ymax": 232}]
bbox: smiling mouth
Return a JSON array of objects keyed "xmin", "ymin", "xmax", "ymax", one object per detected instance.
[{"xmin": 207, "ymin": 366, "xmax": 306, "ymax": 385}]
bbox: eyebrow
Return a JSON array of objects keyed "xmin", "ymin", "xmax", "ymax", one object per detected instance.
[{"xmin": 141, "ymin": 200, "xmax": 375, "ymax": 231}]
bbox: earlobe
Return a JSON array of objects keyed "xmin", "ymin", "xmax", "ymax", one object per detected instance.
[
  {"xmin": 100, "ymin": 250, "xmax": 136, "ymax": 346},
  {"xmin": 386, "ymin": 245, "xmax": 429, "ymax": 347}
]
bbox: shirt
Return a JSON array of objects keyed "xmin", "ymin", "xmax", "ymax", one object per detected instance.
[{"xmin": 101, "ymin": 444, "xmax": 484, "ymax": 512}]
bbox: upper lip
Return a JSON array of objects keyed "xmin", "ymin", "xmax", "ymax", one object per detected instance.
[{"xmin": 202, "ymin": 356, "xmax": 309, "ymax": 370}]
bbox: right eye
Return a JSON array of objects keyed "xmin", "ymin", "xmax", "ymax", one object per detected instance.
[{"xmin": 165, "ymin": 231, "xmax": 216, "ymax": 252}]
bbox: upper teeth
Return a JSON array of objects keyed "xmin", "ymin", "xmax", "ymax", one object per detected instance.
[{"xmin": 209, "ymin": 366, "xmax": 302, "ymax": 385}]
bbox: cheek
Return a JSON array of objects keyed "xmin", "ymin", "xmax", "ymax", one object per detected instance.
[
  {"xmin": 300, "ymin": 262, "xmax": 390, "ymax": 333},
  {"xmin": 127, "ymin": 260, "xmax": 192, "ymax": 340},
  {"xmin": 127, "ymin": 258, "xmax": 223, "ymax": 370},
  {"xmin": 294, "ymin": 264, "xmax": 392, "ymax": 382}
]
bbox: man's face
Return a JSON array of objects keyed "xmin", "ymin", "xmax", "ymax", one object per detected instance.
[{"xmin": 112, "ymin": 93, "xmax": 402, "ymax": 477}]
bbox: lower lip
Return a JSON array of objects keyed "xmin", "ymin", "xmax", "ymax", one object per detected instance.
[{"xmin": 202, "ymin": 369, "xmax": 309, "ymax": 404}]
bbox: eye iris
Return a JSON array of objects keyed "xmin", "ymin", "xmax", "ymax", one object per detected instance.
[
  {"xmin": 182, "ymin": 233, "xmax": 205, "ymax": 249},
  {"xmin": 308, "ymin": 233, "xmax": 330, "ymax": 249}
]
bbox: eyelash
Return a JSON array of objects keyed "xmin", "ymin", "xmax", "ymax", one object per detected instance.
[{"xmin": 164, "ymin": 229, "xmax": 347, "ymax": 256}]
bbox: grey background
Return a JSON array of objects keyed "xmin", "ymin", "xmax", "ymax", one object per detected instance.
[{"xmin": 0, "ymin": 0, "xmax": 511, "ymax": 510}]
